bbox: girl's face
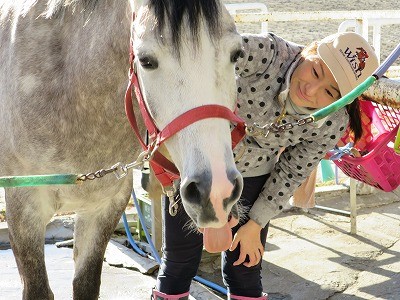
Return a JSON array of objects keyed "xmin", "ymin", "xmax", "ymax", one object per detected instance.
[{"xmin": 289, "ymin": 55, "xmax": 340, "ymax": 109}]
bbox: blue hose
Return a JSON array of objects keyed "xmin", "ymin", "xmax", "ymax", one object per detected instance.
[
  {"xmin": 129, "ymin": 190, "xmax": 161, "ymax": 264},
  {"xmin": 193, "ymin": 275, "xmax": 227, "ymax": 295},
  {"xmin": 123, "ymin": 189, "xmax": 228, "ymax": 296},
  {"xmin": 121, "ymin": 212, "xmax": 148, "ymax": 257}
]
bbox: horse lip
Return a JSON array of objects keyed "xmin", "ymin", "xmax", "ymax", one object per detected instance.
[{"xmin": 197, "ymin": 212, "xmax": 237, "ymax": 233}]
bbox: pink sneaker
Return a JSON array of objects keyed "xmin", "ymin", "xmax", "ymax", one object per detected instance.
[
  {"xmin": 151, "ymin": 289, "xmax": 189, "ymax": 300},
  {"xmin": 228, "ymin": 293, "xmax": 268, "ymax": 300}
]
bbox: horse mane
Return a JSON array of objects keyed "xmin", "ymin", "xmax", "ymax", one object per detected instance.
[{"xmin": 149, "ymin": 0, "xmax": 222, "ymax": 51}]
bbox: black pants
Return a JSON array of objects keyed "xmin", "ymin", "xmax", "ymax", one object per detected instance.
[{"xmin": 156, "ymin": 174, "xmax": 270, "ymax": 297}]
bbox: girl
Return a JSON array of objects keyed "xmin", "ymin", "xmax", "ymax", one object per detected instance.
[{"xmin": 153, "ymin": 31, "xmax": 378, "ymax": 300}]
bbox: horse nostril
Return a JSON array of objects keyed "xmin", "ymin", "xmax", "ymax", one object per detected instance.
[
  {"xmin": 230, "ymin": 175, "xmax": 243, "ymax": 203},
  {"xmin": 181, "ymin": 172, "xmax": 212, "ymax": 205},
  {"xmin": 181, "ymin": 181, "xmax": 202, "ymax": 204}
]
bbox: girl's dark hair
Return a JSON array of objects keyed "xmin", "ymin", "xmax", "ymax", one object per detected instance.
[
  {"xmin": 301, "ymin": 41, "xmax": 363, "ymax": 142},
  {"xmin": 345, "ymin": 100, "xmax": 363, "ymax": 142}
]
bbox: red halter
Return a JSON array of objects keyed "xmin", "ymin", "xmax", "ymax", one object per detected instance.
[{"xmin": 125, "ymin": 38, "xmax": 246, "ymax": 188}]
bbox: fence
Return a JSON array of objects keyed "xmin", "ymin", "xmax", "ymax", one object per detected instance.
[{"xmin": 226, "ymin": 3, "xmax": 400, "ymax": 66}]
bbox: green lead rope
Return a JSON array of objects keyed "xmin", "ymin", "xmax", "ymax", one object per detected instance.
[
  {"xmin": 2, "ymin": 45, "xmax": 399, "ymax": 188},
  {"xmin": 0, "ymin": 75, "xmax": 383, "ymax": 189},
  {"xmin": 311, "ymin": 76, "xmax": 377, "ymax": 122},
  {"xmin": 0, "ymin": 174, "xmax": 80, "ymax": 188}
]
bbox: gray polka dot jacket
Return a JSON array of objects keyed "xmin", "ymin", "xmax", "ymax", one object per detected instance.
[{"xmin": 234, "ymin": 33, "xmax": 348, "ymax": 227}]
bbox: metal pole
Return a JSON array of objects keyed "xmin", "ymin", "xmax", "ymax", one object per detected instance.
[{"xmin": 350, "ymin": 178, "xmax": 357, "ymax": 234}]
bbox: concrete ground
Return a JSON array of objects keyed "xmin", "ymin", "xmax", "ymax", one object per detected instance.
[
  {"xmin": 259, "ymin": 187, "xmax": 400, "ymax": 300},
  {"xmin": 1, "ymin": 183, "xmax": 400, "ymax": 300}
]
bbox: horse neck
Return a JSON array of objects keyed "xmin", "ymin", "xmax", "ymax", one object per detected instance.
[
  {"xmin": 61, "ymin": 2, "xmax": 131, "ymax": 96},
  {"xmin": 30, "ymin": 2, "xmax": 133, "ymax": 115},
  {"xmin": 3, "ymin": 1, "xmax": 140, "ymax": 145},
  {"xmin": 54, "ymin": 1, "xmax": 138, "ymax": 142}
]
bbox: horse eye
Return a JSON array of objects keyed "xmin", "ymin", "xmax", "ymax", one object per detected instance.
[
  {"xmin": 231, "ymin": 49, "xmax": 244, "ymax": 63},
  {"xmin": 139, "ymin": 56, "xmax": 158, "ymax": 70}
]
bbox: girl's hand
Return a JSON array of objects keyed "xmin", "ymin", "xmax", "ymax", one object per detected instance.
[{"xmin": 229, "ymin": 219, "xmax": 264, "ymax": 267}]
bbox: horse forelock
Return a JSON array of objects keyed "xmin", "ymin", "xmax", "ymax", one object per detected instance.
[{"xmin": 148, "ymin": 0, "xmax": 221, "ymax": 53}]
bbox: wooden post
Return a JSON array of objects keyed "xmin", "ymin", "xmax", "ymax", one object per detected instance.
[{"xmin": 151, "ymin": 195, "xmax": 163, "ymax": 255}]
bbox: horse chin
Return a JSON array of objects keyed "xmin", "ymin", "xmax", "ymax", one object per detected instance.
[{"xmin": 195, "ymin": 205, "xmax": 240, "ymax": 253}]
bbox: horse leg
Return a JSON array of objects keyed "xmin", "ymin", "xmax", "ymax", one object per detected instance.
[
  {"xmin": 72, "ymin": 192, "xmax": 130, "ymax": 300},
  {"xmin": 6, "ymin": 188, "xmax": 56, "ymax": 300}
]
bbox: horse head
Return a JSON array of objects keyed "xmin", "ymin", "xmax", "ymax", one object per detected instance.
[{"xmin": 132, "ymin": 0, "xmax": 243, "ymax": 243}]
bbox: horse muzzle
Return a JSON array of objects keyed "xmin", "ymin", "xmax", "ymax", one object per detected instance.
[{"xmin": 180, "ymin": 171, "xmax": 243, "ymax": 252}]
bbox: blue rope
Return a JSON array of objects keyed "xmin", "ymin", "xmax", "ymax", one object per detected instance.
[{"xmin": 328, "ymin": 142, "xmax": 355, "ymax": 160}]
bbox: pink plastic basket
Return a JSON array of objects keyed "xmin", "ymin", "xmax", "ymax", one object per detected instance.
[{"xmin": 333, "ymin": 100, "xmax": 400, "ymax": 192}]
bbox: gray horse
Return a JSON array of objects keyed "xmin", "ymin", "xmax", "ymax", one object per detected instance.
[{"xmin": 0, "ymin": 0, "xmax": 244, "ymax": 299}]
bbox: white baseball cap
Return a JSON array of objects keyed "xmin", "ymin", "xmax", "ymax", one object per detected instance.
[{"xmin": 317, "ymin": 32, "xmax": 379, "ymax": 96}]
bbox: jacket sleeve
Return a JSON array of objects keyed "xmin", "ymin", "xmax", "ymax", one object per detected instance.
[{"xmin": 248, "ymin": 111, "xmax": 348, "ymax": 228}]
